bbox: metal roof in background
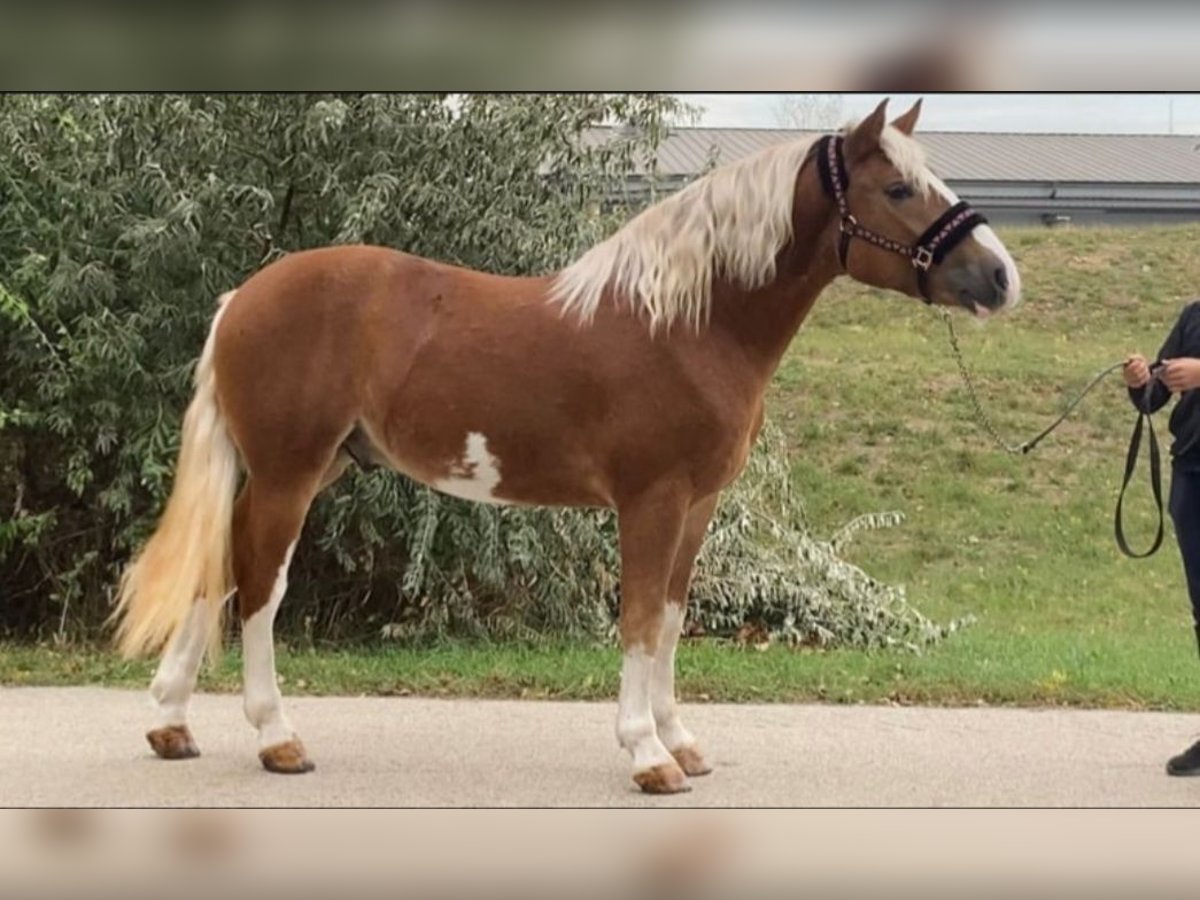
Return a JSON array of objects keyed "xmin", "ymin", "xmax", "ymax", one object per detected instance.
[{"xmin": 623, "ymin": 128, "xmax": 1200, "ymax": 184}]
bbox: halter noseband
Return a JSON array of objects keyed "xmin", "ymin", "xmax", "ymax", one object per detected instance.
[{"xmin": 815, "ymin": 134, "xmax": 987, "ymax": 304}]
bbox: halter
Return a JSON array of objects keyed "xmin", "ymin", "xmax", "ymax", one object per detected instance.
[{"xmin": 815, "ymin": 134, "xmax": 988, "ymax": 304}]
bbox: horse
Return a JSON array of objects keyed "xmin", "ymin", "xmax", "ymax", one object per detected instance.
[{"xmin": 112, "ymin": 98, "xmax": 1020, "ymax": 795}]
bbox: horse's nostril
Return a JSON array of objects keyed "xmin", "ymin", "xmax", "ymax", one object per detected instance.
[{"xmin": 994, "ymin": 266, "xmax": 1009, "ymax": 292}]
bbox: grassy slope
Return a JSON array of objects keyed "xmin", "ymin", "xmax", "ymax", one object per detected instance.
[{"xmin": 5, "ymin": 225, "xmax": 1200, "ymax": 709}]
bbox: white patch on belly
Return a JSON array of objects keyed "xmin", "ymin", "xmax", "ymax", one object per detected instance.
[{"xmin": 433, "ymin": 432, "xmax": 511, "ymax": 505}]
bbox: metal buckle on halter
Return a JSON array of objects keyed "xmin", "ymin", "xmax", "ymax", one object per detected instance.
[
  {"xmin": 839, "ymin": 214, "xmax": 857, "ymax": 234},
  {"xmin": 912, "ymin": 246, "xmax": 934, "ymax": 271}
]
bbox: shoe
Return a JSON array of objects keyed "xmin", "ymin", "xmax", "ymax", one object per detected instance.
[{"xmin": 1166, "ymin": 739, "xmax": 1200, "ymax": 776}]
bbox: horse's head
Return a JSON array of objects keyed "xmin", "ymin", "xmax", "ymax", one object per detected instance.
[{"xmin": 822, "ymin": 99, "xmax": 1020, "ymax": 318}]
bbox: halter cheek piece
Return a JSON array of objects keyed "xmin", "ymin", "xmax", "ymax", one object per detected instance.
[{"xmin": 815, "ymin": 134, "xmax": 988, "ymax": 304}]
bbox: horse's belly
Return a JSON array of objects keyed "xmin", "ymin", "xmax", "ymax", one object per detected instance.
[{"xmin": 362, "ymin": 373, "xmax": 613, "ymax": 509}]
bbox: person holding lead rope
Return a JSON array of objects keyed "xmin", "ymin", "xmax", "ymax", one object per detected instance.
[{"xmin": 1124, "ymin": 301, "xmax": 1200, "ymax": 776}]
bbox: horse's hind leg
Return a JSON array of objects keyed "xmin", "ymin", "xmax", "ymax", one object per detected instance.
[
  {"xmin": 143, "ymin": 449, "xmax": 348, "ymax": 763},
  {"xmin": 653, "ymin": 493, "xmax": 720, "ymax": 778},
  {"xmin": 232, "ymin": 469, "xmax": 328, "ymax": 774},
  {"xmin": 146, "ymin": 595, "xmax": 229, "ymax": 759}
]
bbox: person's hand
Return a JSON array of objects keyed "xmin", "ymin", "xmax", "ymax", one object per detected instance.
[
  {"xmin": 1159, "ymin": 358, "xmax": 1200, "ymax": 393},
  {"xmin": 1123, "ymin": 354, "xmax": 1151, "ymax": 389}
]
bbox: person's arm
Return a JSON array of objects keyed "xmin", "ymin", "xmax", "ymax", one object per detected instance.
[{"xmin": 1128, "ymin": 306, "xmax": 1192, "ymax": 413}]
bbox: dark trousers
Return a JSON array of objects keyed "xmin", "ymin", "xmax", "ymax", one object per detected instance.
[{"xmin": 1168, "ymin": 466, "xmax": 1200, "ymax": 654}]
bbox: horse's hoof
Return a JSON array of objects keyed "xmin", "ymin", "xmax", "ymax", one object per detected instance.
[
  {"xmin": 259, "ymin": 738, "xmax": 315, "ymax": 774},
  {"xmin": 671, "ymin": 745, "xmax": 713, "ymax": 777},
  {"xmin": 146, "ymin": 725, "xmax": 200, "ymax": 760},
  {"xmin": 633, "ymin": 762, "xmax": 691, "ymax": 795}
]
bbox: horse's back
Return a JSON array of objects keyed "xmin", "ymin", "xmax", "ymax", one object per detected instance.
[{"xmin": 223, "ymin": 245, "xmax": 549, "ymax": 333}]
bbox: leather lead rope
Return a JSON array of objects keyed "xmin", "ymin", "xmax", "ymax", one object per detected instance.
[
  {"xmin": 939, "ymin": 309, "xmax": 1164, "ymax": 558},
  {"xmin": 1113, "ymin": 379, "xmax": 1165, "ymax": 559}
]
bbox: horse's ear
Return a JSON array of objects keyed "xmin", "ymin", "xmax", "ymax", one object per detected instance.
[
  {"xmin": 891, "ymin": 98, "xmax": 922, "ymax": 136},
  {"xmin": 844, "ymin": 99, "xmax": 888, "ymax": 162}
]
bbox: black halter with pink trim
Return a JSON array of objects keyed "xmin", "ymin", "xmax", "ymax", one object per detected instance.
[{"xmin": 815, "ymin": 134, "xmax": 987, "ymax": 304}]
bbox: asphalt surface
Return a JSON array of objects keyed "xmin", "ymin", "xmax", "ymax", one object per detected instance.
[{"xmin": 4, "ymin": 687, "xmax": 1200, "ymax": 806}]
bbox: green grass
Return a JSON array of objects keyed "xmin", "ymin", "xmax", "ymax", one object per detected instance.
[
  {"xmin": 3, "ymin": 629, "xmax": 1199, "ymax": 710},
  {"xmin": 6, "ymin": 224, "xmax": 1200, "ymax": 710}
]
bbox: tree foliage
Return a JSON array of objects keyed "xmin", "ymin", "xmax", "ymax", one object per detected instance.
[
  {"xmin": 0, "ymin": 93, "xmax": 954, "ymax": 650},
  {"xmin": 772, "ymin": 94, "xmax": 846, "ymax": 130}
]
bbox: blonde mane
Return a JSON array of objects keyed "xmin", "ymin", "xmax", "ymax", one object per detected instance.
[{"xmin": 551, "ymin": 124, "xmax": 934, "ymax": 332}]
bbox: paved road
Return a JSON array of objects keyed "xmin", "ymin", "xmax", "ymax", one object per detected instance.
[{"xmin": 4, "ymin": 687, "xmax": 1200, "ymax": 806}]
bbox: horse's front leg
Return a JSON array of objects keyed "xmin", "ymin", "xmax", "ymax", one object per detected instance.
[
  {"xmin": 653, "ymin": 492, "xmax": 720, "ymax": 778},
  {"xmin": 615, "ymin": 485, "xmax": 692, "ymax": 794}
]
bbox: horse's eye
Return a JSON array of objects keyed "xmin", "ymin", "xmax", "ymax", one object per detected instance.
[{"xmin": 885, "ymin": 183, "xmax": 914, "ymax": 201}]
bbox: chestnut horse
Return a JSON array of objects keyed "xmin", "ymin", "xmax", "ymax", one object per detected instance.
[{"xmin": 113, "ymin": 99, "xmax": 1020, "ymax": 794}]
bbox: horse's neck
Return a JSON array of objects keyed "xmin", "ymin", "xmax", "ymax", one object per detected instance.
[{"xmin": 707, "ymin": 216, "xmax": 839, "ymax": 382}]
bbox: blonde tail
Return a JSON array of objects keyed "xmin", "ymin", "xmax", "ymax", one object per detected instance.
[{"xmin": 112, "ymin": 292, "xmax": 240, "ymax": 662}]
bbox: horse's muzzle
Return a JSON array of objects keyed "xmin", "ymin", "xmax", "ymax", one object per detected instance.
[{"xmin": 945, "ymin": 255, "xmax": 1013, "ymax": 317}]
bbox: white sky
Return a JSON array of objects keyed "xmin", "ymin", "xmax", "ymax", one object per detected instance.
[{"xmin": 680, "ymin": 94, "xmax": 1200, "ymax": 135}]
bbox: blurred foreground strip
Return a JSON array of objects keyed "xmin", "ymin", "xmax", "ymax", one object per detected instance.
[
  {"xmin": 3, "ymin": 810, "xmax": 1200, "ymax": 899},
  {"xmin": 0, "ymin": 6, "xmax": 1197, "ymax": 88}
]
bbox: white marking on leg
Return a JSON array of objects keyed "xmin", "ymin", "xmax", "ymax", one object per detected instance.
[
  {"xmin": 651, "ymin": 603, "xmax": 696, "ymax": 753},
  {"xmin": 927, "ymin": 172, "xmax": 1021, "ymax": 310},
  {"xmin": 433, "ymin": 431, "xmax": 512, "ymax": 505},
  {"xmin": 148, "ymin": 598, "xmax": 216, "ymax": 729},
  {"xmin": 242, "ymin": 542, "xmax": 297, "ymax": 750},
  {"xmin": 616, "ymin": 647, "xmax": 675, "ymax": 772}
]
